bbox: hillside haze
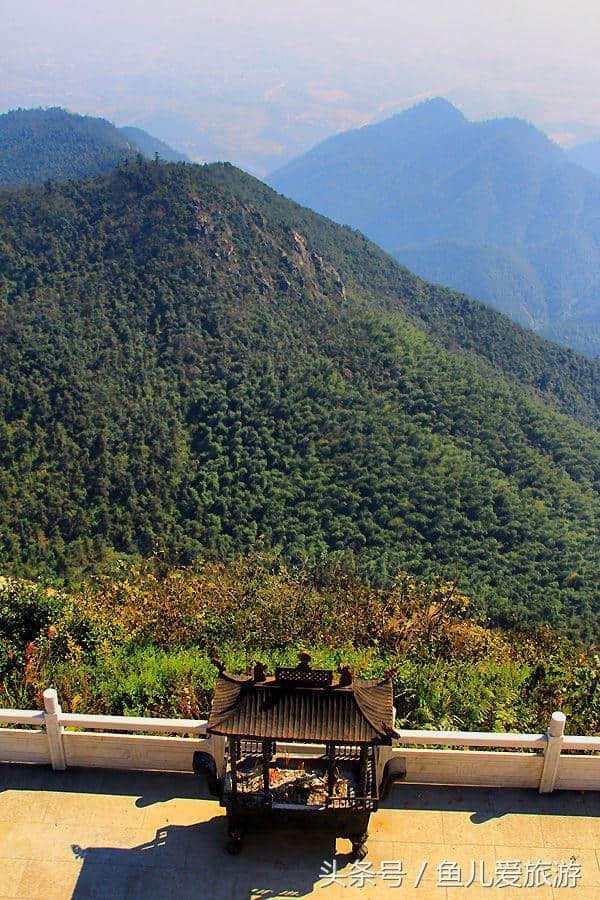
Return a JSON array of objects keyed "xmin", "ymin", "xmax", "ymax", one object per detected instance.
[
  {"xmin": 569, "ymin": 141, "xmax": 600, "ymax": 178},
  {"xmin": 0, "ymin": 108, "xmax": 186, "ymax": 187},
  {"xmin": 269, "ymin": 99, "xmax": 600, "ymax": 357},
  {"xmin": 1, "ymin": 160, "xmax": 599, "ymax": 636}
]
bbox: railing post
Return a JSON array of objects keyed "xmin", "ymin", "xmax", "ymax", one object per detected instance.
[
  {"xmin": 43, "ymin": 688, "xmax": 66, "ymax": 771},
  {"xmin": 539, "ymin": 711, "xmax": 565, "ymax": 793}
]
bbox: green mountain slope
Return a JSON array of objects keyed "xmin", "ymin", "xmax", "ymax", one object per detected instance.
[
  {"xmin": 0, "ymin": 108, "xmax": 136, "ymax": 186},
  {"xmin": 269, "ymin": 99, "xmax": 600, "ymax": 357},
  {"xmin": 0, "ymin": 108, "xmax": 186, "ymax": 187},
  {"xmin": 222, "ymin": 165, "xmax": 600, "ymax": 431},
  {"xmin": 1, "ymin": 160, "xmax": 599, "ymax": 636},
  {"xmin": 120, "ymin": 126, "xmax": 189, "ymax": 163}
]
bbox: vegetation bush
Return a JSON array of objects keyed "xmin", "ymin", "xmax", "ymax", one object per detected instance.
[{"xmin": 1, "ymin": 557, "xmax": 598, "ymax": 736}]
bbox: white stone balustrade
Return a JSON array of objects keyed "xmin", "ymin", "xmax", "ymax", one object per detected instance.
[{"xmin": 1, "ymin": 693, "xmax": 598, "ymax": 793}]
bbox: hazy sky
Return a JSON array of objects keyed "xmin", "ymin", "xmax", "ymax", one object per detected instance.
[{"xmin": 2, "ymin": 0, "xmax": 600, "ymax": 172}]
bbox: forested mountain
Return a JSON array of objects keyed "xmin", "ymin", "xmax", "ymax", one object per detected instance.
[
  {"xmin": 0, "ymin": 108, "xmax": 186, "ymax": 187},
  {"xmin": 269, "ymin": 99, "xmax": 600, "ymax": 357},
  {"xmin": 1, "ymin": 160, "xmax": 600, "ymax": 637},
  {"xmin": 120, "ymin": 126, "xmax": 189, "ymax": 163},
  {"xmin": 569, "ymin": 141, "xmax": 600, "ymax": 177}
]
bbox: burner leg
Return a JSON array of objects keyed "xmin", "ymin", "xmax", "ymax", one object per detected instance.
[
  {"xmin": 226, "ymin": 827, "xmax": 243, "ymax": 854},
  {"xmin": 226, "ymin": 818, "xmax": 244, "ymax": 854}
]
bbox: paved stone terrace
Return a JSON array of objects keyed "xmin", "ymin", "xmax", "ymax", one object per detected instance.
[{"xmin": 0, "ymin": 764, "xmax": 598, "ymax": 898}]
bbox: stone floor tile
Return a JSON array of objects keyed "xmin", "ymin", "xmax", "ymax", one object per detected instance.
[
  {"xmin": 0, "ymin": 766, "xmax": 54, "ymax": 793},
  {"xmin": 382, "ymin": 784, "xmax": 494, "ymax": 816},
  {"xmin": 494, "ymin": 844, "xmax": 599, "ymax": 887},
  {"xmin": 0, "ymin": 768, "xmax": 598, "ymax": 899},
  {"xmin": 538, "ymin": 813, "xmax": 600, "ymax": 849},
  {"xmin": 121, "ymin": 864, "xmax": 218, "ymax": 899},
  {"xmin": 101, "ymin": 770, "xmax": 203, "ymax": 804},
  {"xmin": 58, "ymin": 826, "xmax": 180, "ymax": 870},
  {"xmin": 0, "ymin": 822, "xmax": 63, "ymax": 861},
  {"xmin": 311, "ymin": 874, "xmax": 443, "ymax": 898},
  {"xmin": 337, "ymin": 837, "xmax": 396, "ymax": 866},
  {"xmin": 442, "ymin": 809, "xmax": 544, "ymax": 847},
  {"xmin": 314, "ymin": 877, "xmax": 448, "ymax": 898},
  {"xmin": 47, "ymin": 823, "xmax": 141, "ymax": 864},
  {"xmin": 0, "ymin": 859, "xmax": 26, "ymax": 899},
  {"xmin": 431, "ymin": 842, "xmax": 497, "ymax": 885},
  {"xmin": 40, "ymin": 770, "xmax": 112, "ymax": 797},
  {"xmin": 228, "ymin": 863, "xmax": 323, "ymax": 900},
  {"xmin": 235, "ymin": 826, "xmax": 340, "ymax": 871},
  {"xmin": 488, "ymin": 788, "xmax": 550, "ymax": 817},
  {"xmin": 536, "ymin": 790, "xmax": 589, "ymax": 817},
  {"xmin": 370, "ymin": 808, "xmax": 444, "ymax": 845},
  {"xmin": 15, "ymin": 860, "xmax": 81, "ymax": 900},
  {"xmin": 67, "ymin": 862, "xmax": 132, "ymax": 899},
  {"xmin": 375, "ymin": 840, "xmax": 496, "ymax": 893},
  {"xmin": 448, "ymin": 888, "xmax": 553, "ymax": 899},
  {"xmin": 140, "ymin": 796, "xmax": 224, "ymax": 829},
  {"xmin": 0, "ymin": 792, "xmax": 50, "ymax": 825},
  {"xmin": 43, "ymin": 792, "xmax": 143, "ymax": 828},
  {"xmin": 182, "ymin": 818, "xmax": 230, "ymax": 862},
  {"xmin": 327, "ymin": 840, "xmax": 452, "ymax": 892},
  {"xmin": 554, "ymin": 890, "xmax": 600, "ymax": 899},
  {"xmin": 582, "ymin": 791, "xmax": 600, "ymax": 818}
]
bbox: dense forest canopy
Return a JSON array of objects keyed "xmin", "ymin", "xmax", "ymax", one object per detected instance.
[
  {"xmin": 0, "ymin": 107, "xmax": 185, "ymax": 187},
  {"xmin": 224, "ymin": 163, "xmax": 600, "ymax": 430},
  {"xmin": 269, "ymin": 98, "xmax": 600, "ymax": 356},
  {"xmin": 0, "ymin": 160, "xmax": 599, "ymax": 638}
]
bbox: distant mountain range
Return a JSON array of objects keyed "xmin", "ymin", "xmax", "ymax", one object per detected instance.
[
  {"xmin": 269, "ymin": 99, "xmax": 600, "ymax": 357},
  {"xmin": 0, "ymin": 107, "xmax": 188, "ymax": 187},
  {"xmin": 569, "ymin": 141, "xmax": 600, "ymax": 178}
]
